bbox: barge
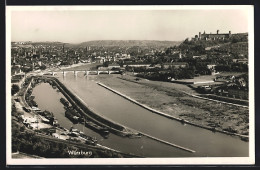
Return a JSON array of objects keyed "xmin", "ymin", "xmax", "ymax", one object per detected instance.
[
  {"xmin": 65, "ymin": 110, "xmax": 80, "ymax": 124},
  {"xmin": 85, "ymin": 120, "xmax": 110, "ymax": 137},
  {"xmin": 60, "ymin": 97, "xmax": 69, "ymax": 107},
  {"xmin": 69, "ymin": 127, "xmax": 98, "ymax": 146}
]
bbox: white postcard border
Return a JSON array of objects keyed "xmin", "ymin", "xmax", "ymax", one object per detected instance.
[{"xmin": 6, "ymin": 5, "xmax": 255, "ymax": 165}]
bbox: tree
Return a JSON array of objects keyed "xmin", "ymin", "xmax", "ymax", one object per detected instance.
[
  {"xmin": 103, "ymin": 61, "xmax": 109, "ymax": 67},
  {"xmin": 231, "ymin": 37, "xmax": 240, "ymax": 43},
  {"xmin": 11, "ymin": 84, "xmax": 20, "ymax": 95}
]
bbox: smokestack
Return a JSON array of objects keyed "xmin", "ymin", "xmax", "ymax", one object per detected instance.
[{"xmin": 217, "ymin": 30, "xmax": 219, "ymax": 34}]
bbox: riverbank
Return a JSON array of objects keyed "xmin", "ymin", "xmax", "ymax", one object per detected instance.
[{"xmin": 96, "ymin": 74, "xmax": 249, "ymax": 138}]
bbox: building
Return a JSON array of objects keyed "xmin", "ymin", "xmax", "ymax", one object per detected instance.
[
  {"xmin": 207, "ymin": 64, "xmax": 216, "ymax": 70},
  {"xmin": 107, "ymin": 63, "xmax": 120, "ymax": 69},
  {"xmin": 232, "ymin": 58, "xmax": 248, "ymax": 64},
  {"xmin": 194, "ymin": 30, "xmax": 232, "ymax": 41},
  {"xmin": 123, "ymin": 63, "xmax": 151, "ymax": 68},
  {"xmin": 207, "ymin": 64, "xmax": 219, "ymax": 75},
  {"xmin": 193, "ymin": 55, "xmax": 207, "ymax": 60},
  {"xmin": 162, "ymin": 62, "xmax": 188, "ymax": 69}
]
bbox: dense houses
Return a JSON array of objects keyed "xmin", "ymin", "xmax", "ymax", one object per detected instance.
[
  {"xmin": 11, "ymin": 31, "xmax": 248, "ymax": 81},
  {"xmin": 11, "ymin": 32, "xmax": 249, "ymax": 107},
  {"xmin": 11, "ymin": 74, "xmax": 25, "ymax": 88},
  {"xmin": 214, "ymin": 75, "xmax": 248, "ymax": 100}
]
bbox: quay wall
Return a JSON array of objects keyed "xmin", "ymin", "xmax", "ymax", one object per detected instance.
[
  {"xmin": 23, "ymin": 77, "xmax": 34, "ymax": 108},
  {"xmin": 97, "ymin": 82, "xmax": 249, "ymax": 140}
]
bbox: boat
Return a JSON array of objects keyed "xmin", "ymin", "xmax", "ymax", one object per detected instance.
[
  {"xmin": 69, "ymin": 126, "xmax": 83, "ymax": 134},
  {"xmin": 53, "ymin": 119, "xmax": 59, "ymax": 126},
  {"xmin": 68, "ymin": 126, "xmax": 98, "ymax": 146},
  {"xmin": 126, "ymin": 133, "xmax": 142, "ymax": 138},
  {"xmin": 240, "ymin": 136, "xmax": 249, "ymax": 142},
  {"xmin": 68, "ymin": 131, "xmax": 80, "ymax": 137},
  {"xmin": 31, "ymin": 106, "xmax": 41, "ymax": 112},
  {"xmin": 79, "ymin": 133, "xmax": 98, "ymax": 146},
  {"xmin": 22, "ymin": 107, "xmax": 31, "ymax": 113},
  {"xmin": 85, "ymin": 120, "xmax": 110, "ymax": 136},
  {"xmin": 65, "ymin": 110, "xmax": 79, "ymax": 124},
  {"xmin": 85, "ymin": 138, "xmax": 98, "ymax": 146},
  {"xmin": 60, "ymin": 97, "xmax": 69, "ymax": 107}
]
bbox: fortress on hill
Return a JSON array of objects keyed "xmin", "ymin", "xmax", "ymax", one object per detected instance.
[{"xmin": 193, "ymin": 30, "xmax": 232, "ymax": 41}]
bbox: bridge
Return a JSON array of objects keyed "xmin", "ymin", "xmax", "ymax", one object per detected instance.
[{"xmin": 50, "ymin": 70, "xmax": 120, "ymax": 76}]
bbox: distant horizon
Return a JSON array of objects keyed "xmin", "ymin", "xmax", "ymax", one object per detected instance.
[
  {"xmin": 11, "ymin": 39, "xmax": 183, "ymax": 44},
  {"xmin": 9, "ymin": 6, "xmax": 251, "ymax": 43},
  {"xmin": 11, "ymin": 30, "xmax": 249, "ymax": 44}
]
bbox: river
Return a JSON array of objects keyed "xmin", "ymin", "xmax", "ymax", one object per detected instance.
[{"xmin": 32, "ymin": 73, "xmax": 249, "ymax": 157}]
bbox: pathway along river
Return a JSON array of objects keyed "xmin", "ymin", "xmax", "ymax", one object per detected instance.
[{"xmin": 32, "ymin": 73, "xmax": 249, "ymax": 157}]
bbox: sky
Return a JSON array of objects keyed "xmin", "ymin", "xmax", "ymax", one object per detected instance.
[{"xmin": 10, "ymin": 6, "xmax": 251, "ymax": 43}]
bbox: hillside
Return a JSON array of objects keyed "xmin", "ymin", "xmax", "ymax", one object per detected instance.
[
  {"xmin": 178, "ymin": 33, "xmax": 248, "ymax": 56},
  {"xmin": 73, "ymin": 40, "xmax": 182, "ymax": 48}
]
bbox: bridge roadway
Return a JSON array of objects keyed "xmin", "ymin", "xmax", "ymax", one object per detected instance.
[{"xmin": 50, "ymin": 70, "xmax": 120, "ymax": 76}]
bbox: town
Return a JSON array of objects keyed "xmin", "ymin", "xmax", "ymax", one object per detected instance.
[
  {"xmin": 12, "ymin": 30, "xmax": 248, "ymax": 100},
  {"xmin": 11, "ymin": 30, "xmax": 249, "ymax": 158}
]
